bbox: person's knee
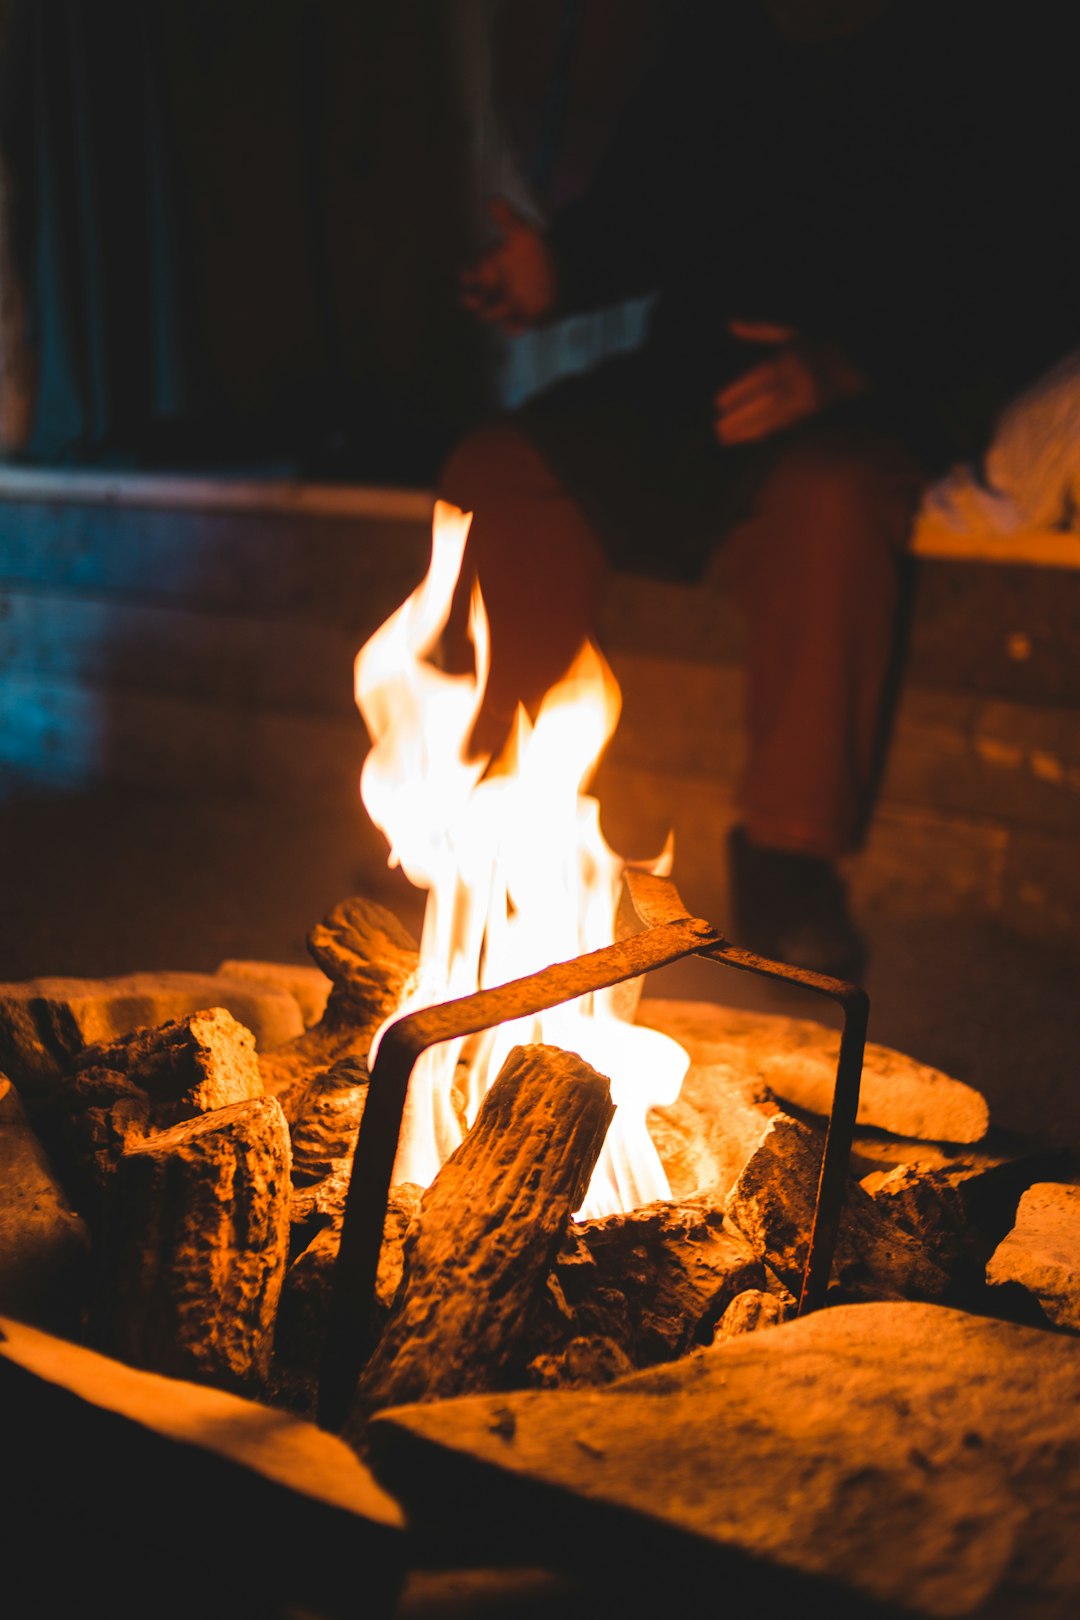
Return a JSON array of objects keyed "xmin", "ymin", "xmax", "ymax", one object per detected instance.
[
  {"xmin": 758, "ymin": 426, "xmax": 924, "ymax": 560},
  {"xmin": 438, "ymin": 421, "xmax": 556, "ymax": 513}
]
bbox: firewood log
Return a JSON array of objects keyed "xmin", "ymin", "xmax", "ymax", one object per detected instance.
[
  {"xmin": 348, "ymin": 1044, "xmax": 614, "ymax": 1429},
  {"xmin": 260, "ymin": 897, "xmax": 419, "ymax": 1122}
]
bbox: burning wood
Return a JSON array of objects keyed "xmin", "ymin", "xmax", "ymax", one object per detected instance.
[
  {"xmin": 274, "ymin": 1180, "xmax": 423, "ymax": 1411},
  {"xmin": 2, "ymin": 927, "xmax": 1054, "ymax": 1421},
  {"xmin": 520, "ymin": 1191, "xmax": 768, "ymax": 1386},
  {"xmin": 289, "ymin": 1054, "xmax": 372, "ymax": 1190},
  {"xmin": 350, "ymin": 1043, "xmax": 614, "ymax": 1427},
  {"xmin": 3, "ymin": 895, "xmax": 1078, "ymax": 1620},
  {"xmin": 259, "ymin": 896, "xmax": 419, "ymax": 1125},
  {"xmin": 3, "ymin": 491, "xmax": 1080, "ymax": 1614},
  {"xmin": 0, "ymin": 968, "xmax": 305, "ymax": 1119}
]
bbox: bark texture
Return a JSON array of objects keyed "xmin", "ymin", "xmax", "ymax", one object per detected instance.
[
  {"xmin": 522, "ymin": 1194, "xmax": 765, "ymax": 1386},
  {"xmin": 726, "ymin": 1115, "xmax": 952, "ymax": 1303},
  {"xmin": 96, "ymin": 1095, "xmax": 292, "ymax": 1393},
  {"xmin": 259, "ymin": 897, "xmax": 418, "ymax": 1122},
  {"xmin": 351, "ymin": 1045, "xmax": 614, "ymax": 1425},
  {"xmin": 64, "ymin": 1006, "xmax": 263, "ymax": 1220},
  {"xmin": 289, "ymin": 1055, "xmax": 368, "ymax": 1189},
  {"xmin": 0, "ymin": 971, "xmax": 301, "ymax": 1113}
]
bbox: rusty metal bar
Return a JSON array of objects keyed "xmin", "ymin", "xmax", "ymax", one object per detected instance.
[
  {"xmin": 694, "ymin": 939, "xmax": 868, "ymax": 1315},
  {"xmin": 318, "ymin": 872, "xmax": 866, "ymax": 1432},
  {"xmin": 318, "ymin": 904, "xmax": 720, "ymax": 1431},
  {"xmin": 618, "ymin": 871, "xmax": 868, "ymax": 1313}
]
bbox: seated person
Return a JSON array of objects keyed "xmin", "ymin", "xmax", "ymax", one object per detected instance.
[{"xmin": 441, "ymin": 0, "xmax": 1077, "ymax": 978}]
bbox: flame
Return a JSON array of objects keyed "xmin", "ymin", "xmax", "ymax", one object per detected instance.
[{"xmin": 354, "ymin": 499, "xmax": 688, "ymax": 1218}]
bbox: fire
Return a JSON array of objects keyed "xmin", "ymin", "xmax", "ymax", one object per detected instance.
[{"xmin": 354, "ymin": 500, "xmax": 688, "ymax": 1219}]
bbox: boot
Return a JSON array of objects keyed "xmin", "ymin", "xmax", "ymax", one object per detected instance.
[{"xmin": 726, "ymin": 823, "xmax": 867, "ymax": 981}]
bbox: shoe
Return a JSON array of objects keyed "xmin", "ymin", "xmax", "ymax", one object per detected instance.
[{"xmin": 726, "ymin": 824, "xmax": 867, "ymax": 981}]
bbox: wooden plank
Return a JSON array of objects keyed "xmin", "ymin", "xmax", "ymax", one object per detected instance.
[{"xmin": 351, "ymin": 1045, "xmax": 614, "ymax": 1422}]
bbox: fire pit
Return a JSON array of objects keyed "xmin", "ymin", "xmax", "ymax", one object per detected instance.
[
  {"xmin": 2, "ymin": 503, "xmax": 1079, "ymax": 1619},
  {"xmin": 318, "ymin": 866, "xmax": 868, "ymax": 1431}
]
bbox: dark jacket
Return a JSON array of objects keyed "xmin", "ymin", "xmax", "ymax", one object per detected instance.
[{"xmin": 544, "ymin": 0, "xmax": 1078, "ymax": 461}]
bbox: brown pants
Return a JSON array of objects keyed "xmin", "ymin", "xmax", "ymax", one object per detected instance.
[{"xmin": 440, "ymin": 418, "xmax": 923, "ymax": 860}]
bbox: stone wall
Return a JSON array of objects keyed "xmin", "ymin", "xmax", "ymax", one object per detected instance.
[{"xmin": 1, "ymin": 469, "xmax": 1078, "ymax": 941}]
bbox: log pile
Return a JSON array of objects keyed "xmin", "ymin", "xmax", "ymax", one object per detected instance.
[{"xmin": 1, "ymin": 891, "xmax": 1076, "ymax": 1450}]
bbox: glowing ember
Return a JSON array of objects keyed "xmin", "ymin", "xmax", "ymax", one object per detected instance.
[{"xmin": 354, "ymin": 500, "xmax": 688, "ymax": 1218}]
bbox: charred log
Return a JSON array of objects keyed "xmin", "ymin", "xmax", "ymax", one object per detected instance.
[
  {"xmin": 273, "ymin": 1182, "xmax": 423, "ymax": 1417},
  {"xmin": 62, "ymin": 1007, "xmax": 263, "ymax": 1223},
  {"xmin": 348, "ymin": 1044, "xmax": 614, "ymax": 1431},
  {"xmin": 727, "ymin": 1115, "xmax": 952, "ymax": 1303},
  {"xmin": 260, "ymin": 898, "xmax": 418, "ymax": 1124},
  {"xmin": 290, "ymin": 1054, "xmax": 369, "ymax": 1190},
  {"xmin": 521, "ymin": 1194, "xmax": 766, "ymax": 1388},
  {"xmin": 94, "ymin": 1095, "xmax": 292, "ymax": 1394}
]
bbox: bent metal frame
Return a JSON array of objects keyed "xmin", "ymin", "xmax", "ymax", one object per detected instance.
[{"xmin": 318, "ymin": 869, "xmax": 868, "ymax": 1431}]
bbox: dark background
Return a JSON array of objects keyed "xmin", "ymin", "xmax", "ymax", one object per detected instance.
[{"xmin": 0, "ymin": 0, "xmax": 668, "ymax": 475}]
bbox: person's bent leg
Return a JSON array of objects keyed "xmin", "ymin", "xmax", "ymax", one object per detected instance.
[
  {"xmin": 717, "ymin": 422, "xmax": 924, "ymax": 971},
  {"xmin": 438, "ymin": 423, "xmax": 609, "ymax": 760},
  {"xmin": 723, "ymin": 423, "xmax": 923, "ymax": 856}
]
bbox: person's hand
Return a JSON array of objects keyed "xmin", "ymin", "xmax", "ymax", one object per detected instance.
[
  {"xmin": 714, "ymin": 318, "xmax": 867, "ymax": 446},
  {"xmin": 460, "ymin": 199, "xmax": 557, "ymax": 335}
]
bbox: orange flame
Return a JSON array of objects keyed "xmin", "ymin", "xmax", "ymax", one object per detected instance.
[{"xmin": 355, "ymin": 500, "xmax": 688, "ymax": 1218}]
